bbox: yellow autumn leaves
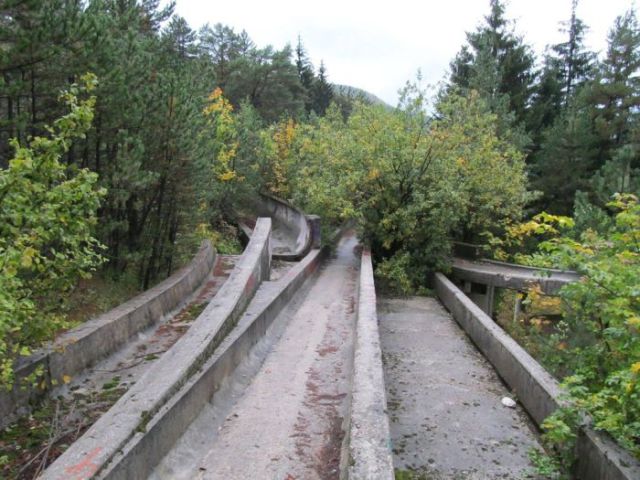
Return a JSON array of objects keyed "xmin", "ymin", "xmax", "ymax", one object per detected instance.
[{"xmin": 204, "ymin": 88, "xmax": 242, "ymax": 183}]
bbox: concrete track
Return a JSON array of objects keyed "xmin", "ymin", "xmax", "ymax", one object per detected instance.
[
  {"xmin": 452, "ymin": 258, "xmax": 579, "ymax": 294},
  {"xmin": 379, "ymin": 296, "xmax": 542, "ymax": 479},
  {"xmin": 151, "ymin": 233, "xmax": 359, "ymax": 480},
  {"xmin": 58, "ymin": 255, "xmax": 238, "ymax": 399}
]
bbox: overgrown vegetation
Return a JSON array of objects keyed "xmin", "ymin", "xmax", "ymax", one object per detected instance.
[
  {"xmin": 496, "ymin": 196, "xmax": 640, "ymax": 472},
  {"xmin": 0, "ymin": 76, "xmax": 104, "ymax": 386},
  {"xmin": 2, "ymin": 0, "xmax": 640, "ymax": 473},
  {"xmin": 443, "ymin": 1, "xmax": 640, "ymax": 471}
]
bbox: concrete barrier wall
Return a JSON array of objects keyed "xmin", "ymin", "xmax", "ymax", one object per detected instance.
[
  {"xmin": 99, "ymin": 248, "xmax": 324, "ymax": 479},
  {"xmin": 346, "ymin": 249, "xmax": 395, "ymax": 480},
  {"xmin": 42, "ymin": 218, "xmax": 272, "ymax": 480},
  {"xmin": 255, "ymin": 192, "xmax": 312, "ymax": 259},
  {"xmin": 451, "ymin": 258, "xmax": 579, "ymax": 295},
  {"xmin": 434, "ymin": 273, "xmax": 640, "ymax": 480},
  {"xmin": 0, "ymin": 240, "xmax": 216, "ymax": 429}
]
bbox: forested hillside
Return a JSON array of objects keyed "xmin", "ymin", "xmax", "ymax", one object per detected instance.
[
  {"xmin": 0, "ymin": 0, "xmax": 352, "ymax": 389},
  {"xmin": 1, "ymin": 0, "xmax": 639, "ymax": 474}
]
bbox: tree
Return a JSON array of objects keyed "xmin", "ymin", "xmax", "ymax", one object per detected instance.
[
  {"xmin": 164, "ymin": 16, "xmax": 197, "ymax": 60},
  {"xmin": 528, "ymin": 0, "xmax": 595, "ymax": 138},
  {"xmin": 284, "ymin": 83, "xmax": 528, "ymax": 292},
  {"xmin": 0, "ymin": 76, "xmax": 104, "ymax": 387},
  {"xmin": 449, "ymin": 0, "xmax": 535, "ymax": 127},
  {"xmin": 312, "ymin": 61, "xmax": 333, "ymax": 116},
  {"xmin": 295, "ymin": 36, "xmax": 315, "ymax": 114},
  {"xmin": 530, "ymin": 99, "xmax": 601, "ymax": 214},
  {"xmin": 515, "ymin": 195, "xmax": 640, "ymax": 464},
  {"xmin": 586, "ymin": 9, "xmax": 640, "ymax": 167}
]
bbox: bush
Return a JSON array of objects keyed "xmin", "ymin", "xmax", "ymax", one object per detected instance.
[{"xmin": 0, "ymin": 75, "xmax": 105, "ymax": 388}]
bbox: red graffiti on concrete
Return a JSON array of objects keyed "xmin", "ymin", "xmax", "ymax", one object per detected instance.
[{"xmin": 63, "ymin": 447, "xmax": 102, "ymax": 480}]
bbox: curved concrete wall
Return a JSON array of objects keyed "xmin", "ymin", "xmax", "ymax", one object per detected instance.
[
  {"xmin": 346, "ymin": 249, "xmax": 395, "ymax": 480},
  {"xmin": 434, "ymin": 273, "xmax": 640, "ymax": 480},
  {"xmin": 254, "ymin": 192, "xmax": 312, "ymax": 260},
  {"xmin": 0, "ymin": 241, "xmax": 216, "ymax": 429},
  {"xmin": 451, "ymin": 257, "xmax": 579, "ymax": 295},
  {"xmin": 42, "ymin": 219, "xmax": 272, "ymax": 480},
  {"xmin": 96, "ymin": 247, "xmax": 324, "ymax": 480}
]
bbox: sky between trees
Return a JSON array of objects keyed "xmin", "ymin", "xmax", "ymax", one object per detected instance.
[{"xmin": 167, "ymin": 0, "xmax": 638, "ymax": 104}]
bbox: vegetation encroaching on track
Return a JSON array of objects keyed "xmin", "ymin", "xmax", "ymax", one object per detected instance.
[
  {"xmin": 1, "ymin": 0, "xmax": 640, "ymax": 475},
  {"xmin": 492, "ymin": 196, "xmax": 640, "ymax": 474},
  {"xmin": 0, "ymin": 76, "xmax": 104, "ymax": 388}
]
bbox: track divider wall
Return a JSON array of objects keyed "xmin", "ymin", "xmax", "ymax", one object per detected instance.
[
  {"xmin": 0, "ymin": 240, "xmax": 216, "ymax": 429},
  {"xmin": 434, "ymin": 272, "xmax": 640, "ymax": 480},
  {"xmin": 98, "ymin": 246, "xmax": 325, "ymax": 479},
  {"xmin": 345, "ymin": 248, "xmax": 395, "ymax": 480},
  {"xmin": 255, "ymin": 192, "xmax": 313, "ymax": 260},
  {"xmin": 42, "ymin": 218, "xmax": 273, "ymax": 480}
]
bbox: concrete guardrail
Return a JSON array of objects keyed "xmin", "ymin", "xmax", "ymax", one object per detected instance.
[
  {"xmin": 345, "ymin": 248, "xmax": 395, "ymax": 480},
  {"xmin": 0, "ymin": 240, "xmax": 216, "ymax": 429},
  {"xmin": 254, "ymin": 192, "xmax": 314, "ymax": 260},
  {"xmin": 89, "ymin": 246, "xmax": 326, "ymax": 479},
  {"xmin": 434, "ymin": 272, "xmax": 640, "ymax": 480},
  {"xmin": 451, "ymin": 257, "xmax": 580, "ymax": 295},
  {"xmin": 42, "ymin": 218, "xmax": 272, "ymax": 480}
]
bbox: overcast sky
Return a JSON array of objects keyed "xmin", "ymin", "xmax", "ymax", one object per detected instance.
[{"xmin": 168, "ymin": 0, "xmax": 638, "ymax": 105}]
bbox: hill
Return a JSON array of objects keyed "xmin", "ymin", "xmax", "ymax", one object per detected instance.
[{"xmin": 332, "ymin": 84, "xmax": 392, "ymax": 109}]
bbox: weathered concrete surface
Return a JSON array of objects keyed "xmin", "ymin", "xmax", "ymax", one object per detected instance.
[
  {"xmin": 347, "ymin": 249, "xmax": 394, "ymax": 480},
  {"xmin": 435, "ymin": 273, "xmax": 563, "ymax": 426},
  {"xmin": 2, "ymin": 256, "xmax": 238, "ymax": 477},
  {"xmin": 451, "ymin": 258, "xmax": 579, "ymax": 295},
  {"xmin": 434, "ymin": 273, "xmax": 640, "ymax": 480},
  {"xmin": 379, "ymin": 296, "xmax": 541, "ymax": 479},
  {"xmin": 252, "ymin": 193, "xmax": 313, "ymax": 260},
  {"xmin": 98, "ymin": 245, "xmax": 324, "ymax": 480},
  {"xmin": 240, "ymin": 215, "xmax": 304, "ymax": 259},
  {"xmin": 56, "ymin": 255, "xmax": 238, "ymax": 406},
  {"xmin": 152, "ymin": 232, "xmax": 359, "ymax": 480},
  {"xmin": 42, "ymin": 219, "xmax": 272, "ymax": 480},
  {"xmin": 0, "ymin": 241, "xmax": 216, "ymax": 429}
]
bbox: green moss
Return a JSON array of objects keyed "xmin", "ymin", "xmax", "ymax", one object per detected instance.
[{"xmin": 102, "ymin": 376, "xmax": 121, "ymax": 390}]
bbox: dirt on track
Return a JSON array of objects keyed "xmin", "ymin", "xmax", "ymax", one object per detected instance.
[
  {"xmin": 152, "ymin": 233, "xmax": 360, "ymax": 480},
  {"xmin": 379, "ymin": 296, "xmax": 542, "ymax": 480}
]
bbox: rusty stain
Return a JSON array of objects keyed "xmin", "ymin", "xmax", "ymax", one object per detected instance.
[{"xmin": 317, "ymin": 345, "xmax": 339, "ymax": 357}]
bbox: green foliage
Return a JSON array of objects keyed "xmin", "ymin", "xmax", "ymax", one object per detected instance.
[
  {"xmin": 0, "ymin": 75, "xmax": 104, "ymax": 387},
  {"xmin": 512, "ymin": 194, "xmax": 640, "ymax": 462},
  {"xmin": 375, "ymin": 252, "xmax": 414, "ymax": 296},
  {"xmin": 449, "ymin": 0, "xmax": 535, "ymax": 129},
  {"xmin": 276, "ymin": 83, "xmax": 529, "ymax": 292},
  {"xmin": 528, "ymin": 447, "xmax": 565, "ymax": 479},
  {"xmin": 530, "ymin": 8, "xmax": 640, "ymax": 215}
]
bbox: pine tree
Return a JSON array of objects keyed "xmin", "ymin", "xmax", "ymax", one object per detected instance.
[
  {"xmin": 528, "ymin": 0, "xmax": 594, "ymax": 136},
  {"xmin": 312, "ymin": 61, "xmax": 334, "ymax": 116},
  {"xmin": 449, "ymin": 0, "xmax": 535, "ymax": 126},
  {"xmin": 295, "ymin": 36, "xmax": 315, "ymax": 113},
  {"xmin": 587, "ymin": 9, "xmax": 640, "ymax": 162}
]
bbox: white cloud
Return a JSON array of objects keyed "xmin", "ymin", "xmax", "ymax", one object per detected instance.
[{"xmin": 168, "ymin": 0, "xmax": 639, "ymax": 104}]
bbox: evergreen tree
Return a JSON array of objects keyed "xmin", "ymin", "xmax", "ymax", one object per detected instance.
[
  {"xmin": 295, "ymin": 36, "xmax": 315, "ymax": 113},
  {"xmin": 165, "ymin": 16, "xmax": 197, "ymax": 60},
  {"xmin": 532, "ymin": 9, "xmax": 640, "ymax": 215},
  {"xmin": 586, "ymin": 9, "xmax": 640, "ymax": 164},
  {"xmin": 312, "ymin": 61, "xmax": 334, "ymax": 116},
  {"xmin": 449, "ymin": 0, "xmax": 535, "ymax": 127},
  {"xmin": 555, "ymin": 0, "xmax": 594, "ymax": 104},
  {"xmin": 528, "ymin": 0, "xmax": 594, "ymax": 136}
]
